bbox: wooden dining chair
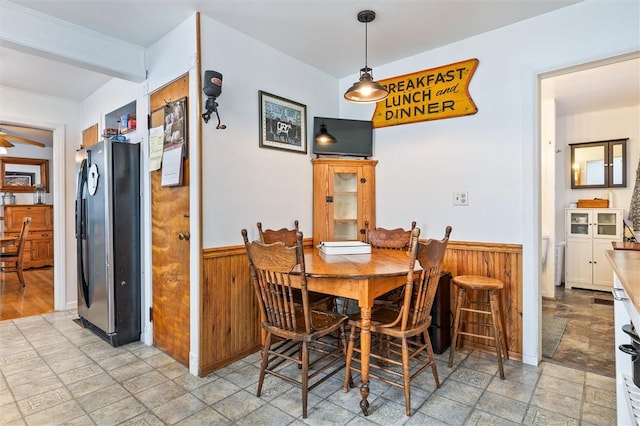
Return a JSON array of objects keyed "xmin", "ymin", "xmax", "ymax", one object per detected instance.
[
  {"xmin": 241, "ymin": 228, "xmax": 348, "ymax": 419},
  {"xmin": 342, "ymin": 225, "xmax": 452, "ymax": 416},
  {"xmin": 365, "ymin": 220, "xmax": 416, "ymax": 250},
  {"xmin": 364, "ymin": 220, "xmax": 417, "ymax": 306},
  {"xmin": 257, "ymin": 221, "xmax": 334, "ymax": 311},
  {"xmin": 0, "ymin": 216, "xmax": 32, "ymax": 287}
]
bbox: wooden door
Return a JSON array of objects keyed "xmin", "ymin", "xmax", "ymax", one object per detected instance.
[{"xmin": 149, "ymin": 74, "xmax": 191, "ymax": 365}]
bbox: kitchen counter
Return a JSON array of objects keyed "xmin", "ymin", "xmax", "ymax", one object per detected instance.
[
  {"xmin": 612, "ymin": 241, "xmax": 640, "ymax": 251},
  {"xmin": 608, "ymin": 249, "xmax": 640, "ymax": 425},
  {"xmin": 607, "ymin": 249, "xmax": 640, "ymax": 316}
]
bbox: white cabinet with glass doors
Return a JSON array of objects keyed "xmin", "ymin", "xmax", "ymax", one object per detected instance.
[{"xmin": 565, "ymin": 208, "xmax": 623, "ymax": 291}]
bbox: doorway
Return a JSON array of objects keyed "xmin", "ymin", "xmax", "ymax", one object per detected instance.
[
  {"xmin": 0, "ymin": 117, "xmax": 66, "ymax": 319},
  {"xmin": 539, "ymin": 53, "xmax": 640, "ymax": 376}
]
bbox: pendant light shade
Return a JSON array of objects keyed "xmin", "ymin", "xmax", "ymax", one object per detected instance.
[
  {"xmin": 344, "ymin": 10, "xmax": 389, "ymax": 103},
  {"xmin": 314, "ymin": 123, "xmax": 336, "ymax": 144}
]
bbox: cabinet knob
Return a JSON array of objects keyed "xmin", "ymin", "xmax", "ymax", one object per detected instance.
[{"xmin": 178, "ymin": 232, "xmax": 190, "ymax": 241}]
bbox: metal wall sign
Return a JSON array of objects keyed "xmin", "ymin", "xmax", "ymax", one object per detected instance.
[{"xmin": 371, "ymin": 58, "xmax": 479, "ymax": 128}]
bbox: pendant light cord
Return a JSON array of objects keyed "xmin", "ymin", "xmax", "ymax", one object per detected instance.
[{"xmin": 364, "ymin": 19, "xmax": 368, "ymax": 70}]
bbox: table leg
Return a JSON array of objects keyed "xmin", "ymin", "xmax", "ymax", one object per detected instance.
[{"xmin": 359, "ymin": 306, "xmax": 371, "ymax": 416}]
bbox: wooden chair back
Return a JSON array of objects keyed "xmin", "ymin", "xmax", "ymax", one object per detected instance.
[
  {"xmin": 398, "ymin": 226, "xmax": 451, "ymax": 331},
  {"xmin": 257, "ymin": 220, "xmax": 299, "ymax": 247},
  {"xmin": 14, "ymin": 217, "xmax": 32, "ymax": 266},
  {"xmin": 242, "ymin": 228, "xmax": 311, "ymax": 334},
  {"xmin": 0, "ymin": 216, "xmax": 32, "ymax": 287},
  {"xmin": 365, "ymin": 220, "xmax": 416, "ymax": 250}
]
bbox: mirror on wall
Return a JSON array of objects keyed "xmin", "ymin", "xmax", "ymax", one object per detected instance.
[
  {"xmin": 570, "ymin": 138, "xmax": 627, "ymax": 189},
  {"xmin": 0, "ymin": 157, "xmax": 50, "ymax": 193}
]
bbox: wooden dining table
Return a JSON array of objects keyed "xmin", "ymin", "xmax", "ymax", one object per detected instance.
[{"xmin": 294, "ymin": 247, "xmax": 418, "ymax": 416}]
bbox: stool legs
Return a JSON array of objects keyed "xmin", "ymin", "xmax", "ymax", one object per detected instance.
[
  {"xmin": 488, "ymin": 290, "xmax": 505, "ymax": 379},
  {"xmin": 447, "ymin": 285, "xmax": 508, "ymax": 380}
]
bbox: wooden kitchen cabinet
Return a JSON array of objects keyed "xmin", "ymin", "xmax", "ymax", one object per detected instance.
[
  {"xmin": 4, "ymin": 204, "xmax": 53, "ymax": 268},
  {"xmin": 312, "ymin": 158, "xmax": 377, "ymax": 244}
]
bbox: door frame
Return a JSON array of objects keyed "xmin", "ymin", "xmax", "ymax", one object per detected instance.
[{"xmin": 0, "ymin": 113, "xmax": 66, "ymax": 311}]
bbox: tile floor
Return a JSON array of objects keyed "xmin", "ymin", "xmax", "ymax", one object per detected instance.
[
  {"xmin": 542, "ymin": 286, "xmax": 615, "ymax": 378},
  {"xmin": 0, "ymin": 309, "xmax": 617, "ymax": 425}
]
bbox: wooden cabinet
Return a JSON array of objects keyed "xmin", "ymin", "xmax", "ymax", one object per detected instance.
[
  {"xmin": 4, "ymin": 204, "xmax": 53, "ymax": 268},
  {"xmin": 312, "ymin": 158, "xmax": 376, "ymax": 244},
  {"xmin": 565, "ymin": 208, "xmax": 622, "ymax": 291}
]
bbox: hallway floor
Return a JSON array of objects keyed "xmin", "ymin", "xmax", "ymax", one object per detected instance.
[
  {"xmin": 542, "ymin": 285, "xmax": 615, "ymax": 378},
  {"xmin": 1, "ymin": 309, "xmax": 617, "ymax": 425}
]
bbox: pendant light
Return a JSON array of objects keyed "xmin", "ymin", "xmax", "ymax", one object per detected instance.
[
  {"xmin": 314, "ymin": 122, "xmax": 336, "ymax": 144},
  {"xmin": 344, "ymin": 10, "xmax": 389, "ymax": 103}
]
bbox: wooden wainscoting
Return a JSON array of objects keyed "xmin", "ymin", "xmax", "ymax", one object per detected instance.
[
  {"xmin": 442, "ymin": 241, "xmax": 523, "ymax": 359},
  {"xmin": 199, "ymin": 239, "xmax": 523, "ymax": 376},
  {"xmin": 200, "ymin": 245, "xmax": 261, "ymax": 376}
]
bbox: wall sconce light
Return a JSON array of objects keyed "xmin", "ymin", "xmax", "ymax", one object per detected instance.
[
  {"xmin": 344, "ymin": 10, "xmax": 389, "ymax": 103},
  {"xmin": 202, "ymin": 70, "xmax": 226, "ymax": 129},
  {"xmin": 314, "ymin": 123, "xmax": 336, "ymax": 144}
]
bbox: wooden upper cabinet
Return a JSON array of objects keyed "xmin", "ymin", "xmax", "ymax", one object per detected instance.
[
  {"xmin": 82, "ymin": 124, "xmax": 99, "ymax": 148},
  {"xmin": 312, "ymin": 158, "xmax": 377, "ymax": 244}
]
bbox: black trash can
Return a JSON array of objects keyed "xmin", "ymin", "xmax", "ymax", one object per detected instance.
[{"xmin": 428, "ymin": 271, "xmax": 452, "ymax": 354}]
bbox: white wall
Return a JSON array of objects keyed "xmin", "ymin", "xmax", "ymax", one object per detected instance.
[
  {"xmin": 338, "ymin": 0, "xmax": 639, "ymax": 364},
  {"xmin": 0, "ymin": 85, "xmax": 82, "ymax": 309},
  {"xmin": 200, "ymin": 16, "xmax": 338, "ymax": 247}
]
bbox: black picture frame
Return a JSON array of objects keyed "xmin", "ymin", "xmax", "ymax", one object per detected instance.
[
  {"xmin": 259, "ymin": 91, "xmax": 307, "ymax": 153},
  {"xmin": 4, "ymin": 171, "xmax": 35, "ymax": 187},
  {"xmin": 164, "ymin": 96, "xmax": 188, "ymax": 158}
]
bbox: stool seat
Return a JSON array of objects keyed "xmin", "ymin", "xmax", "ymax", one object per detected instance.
[
  {"xmin": 448, "ymin": 274, "xmax": 508, "ymax": 379},
  {"xmin": 453, "ymin": 275, "xmax": 504, "ymax": 290}
]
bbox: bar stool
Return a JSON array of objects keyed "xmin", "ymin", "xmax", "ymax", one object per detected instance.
[{"xmin": 447, "ymin": 275, "xmax": 509, "ymax": 379}]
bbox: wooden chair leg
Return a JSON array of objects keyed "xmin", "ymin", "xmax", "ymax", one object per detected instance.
[
  {"xmin": 448, "ymin": 287, "xmax": 466, "ymax": 368},
  {"xmin": 343, "ymin": 325, "xmax": 357, "ymax": 392},
  {"xmin": 401, "ymin": 337, "xmax": 411, "ymax": 416},
  {"xmin": 17, "ymin": 266, "xmax": 26, "ymax": 287},
  {"xmin": 257, "ymin": 333, "xmax": 271, "ymax": 397},
  {"xmin": 301, "ymin": 341, "xmax": 309, "ymax": 419},
  {"xmin": 423, "ymin": 331, "xmax": 440, "ymax": 388}
]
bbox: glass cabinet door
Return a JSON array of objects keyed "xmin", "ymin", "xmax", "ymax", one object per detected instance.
[
  {"xmin": 568, "ymin": 211, "xmax": 591, "ymax": 237},
  {"xmin": 332, "ymin": 171, "xmax": 358, "ymax": 240},
  {"xmin": 594, "ymin": 211, "xmax": 619, "ymax": 238}
]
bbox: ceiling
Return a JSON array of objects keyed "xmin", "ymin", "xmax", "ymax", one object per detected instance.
[{"xmin": 0, "ymin": 0, "xmax": 638, "ymax": 146}]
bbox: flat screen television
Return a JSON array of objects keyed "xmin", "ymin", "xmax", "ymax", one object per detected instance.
[{"xmin": 312, "ymin": 117, "xmax": 373, "ymax": 158}]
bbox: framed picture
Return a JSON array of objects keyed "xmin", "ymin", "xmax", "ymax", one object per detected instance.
[
  {"xmin": 5, "ymin": 171, "xmax": 35, "ymax": 187},
  {"xmin": 259, "ymin": 91, "xmax": 307, "ymax": 153},
  {"xmin": 163, "ymin": 96, "xmax": 188, "ymax": 158}
]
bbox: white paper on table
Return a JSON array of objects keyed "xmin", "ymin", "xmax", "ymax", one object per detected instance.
[
  {"xmin": 149, "ymin": 125, "xmax": 165, "ymax": 171},
  {"xmin": 161, "ymin": 142, "xmax": 184, "ymax": 187}
]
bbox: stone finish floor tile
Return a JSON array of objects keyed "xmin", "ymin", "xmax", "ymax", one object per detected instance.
[{"xmin": 0, "ymin": 295, "xmax": 619, "ymax": 425}]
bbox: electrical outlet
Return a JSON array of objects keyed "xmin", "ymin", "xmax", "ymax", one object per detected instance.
[{"xmin": 453, "ymin": 192, "xmax": 468, "ymax": 206}]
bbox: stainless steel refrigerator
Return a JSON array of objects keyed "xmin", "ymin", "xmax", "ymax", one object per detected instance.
[{"xmin": 76, "ymin": 140, "xmax": 141, "ymax": 346}]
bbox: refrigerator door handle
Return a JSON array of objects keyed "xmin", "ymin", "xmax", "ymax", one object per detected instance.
[{"xmin": 76, "ymin": 158, "xmax": 91, "ymax": 307}]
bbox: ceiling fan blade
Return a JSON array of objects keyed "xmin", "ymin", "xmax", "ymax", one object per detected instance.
[
  {"xmin": 0, "ymin": 133, "xmax": 46, "ymax": 147},
  {"xmin": 0, "ymin": 137, "xmax": 15, "ymax": 148}
]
